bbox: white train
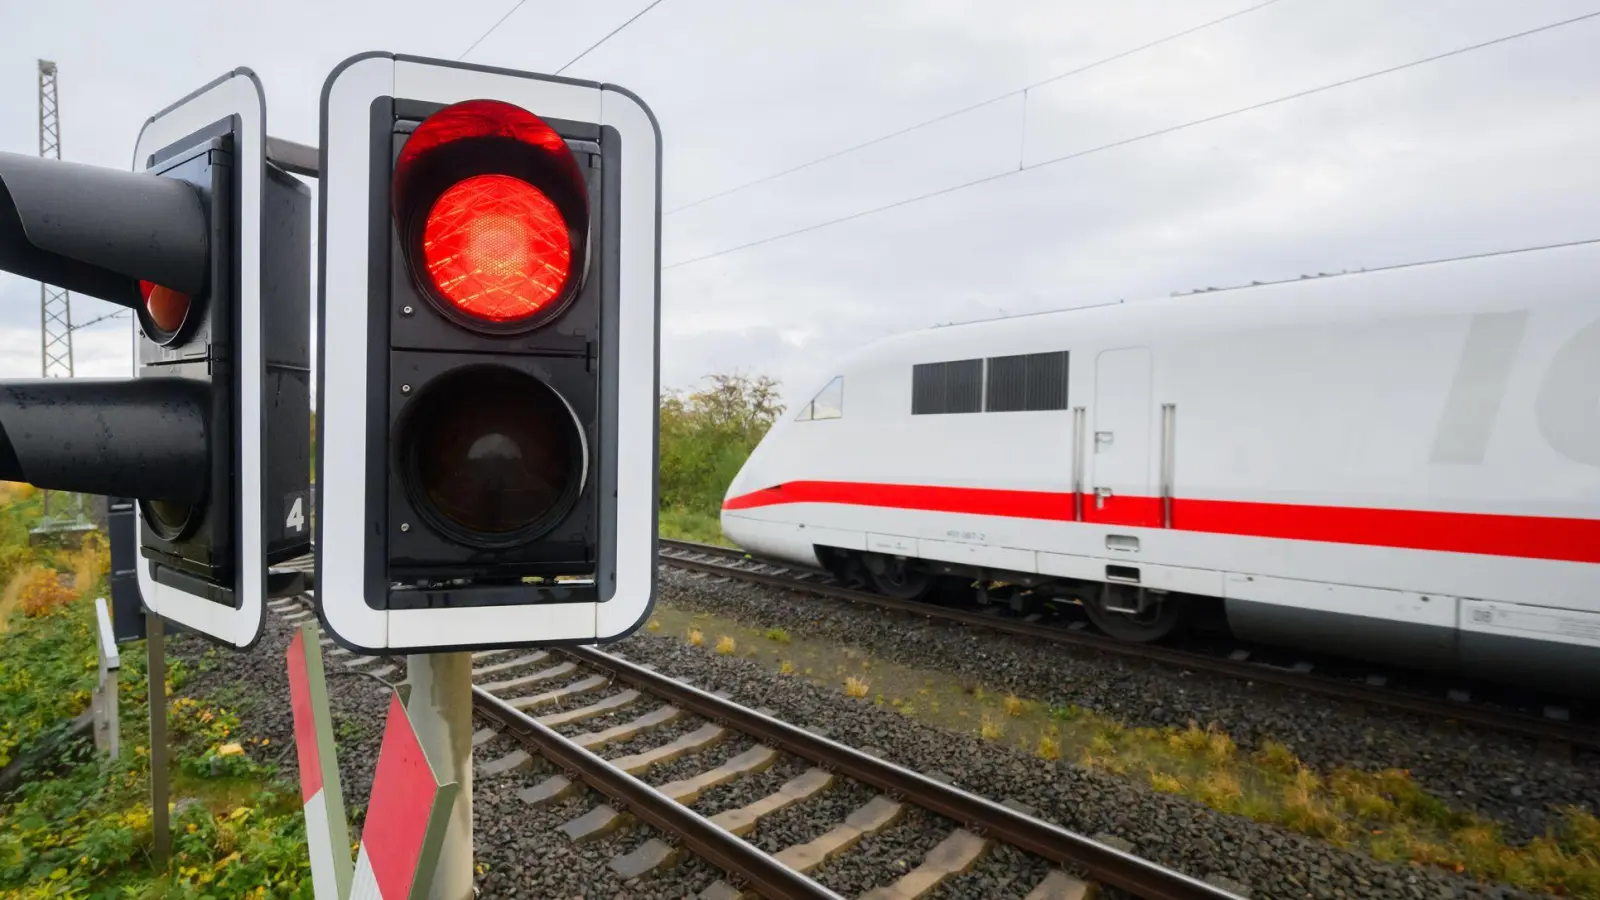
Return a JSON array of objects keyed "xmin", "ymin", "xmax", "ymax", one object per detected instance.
[{"xmin": 720, "ymin": 242, "xmax": 1600, "ymax": 695}]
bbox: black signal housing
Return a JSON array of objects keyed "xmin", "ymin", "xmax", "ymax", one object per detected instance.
[{"xmin": 379, "ymin": 97, "xmax": 611, "ymax": 604}]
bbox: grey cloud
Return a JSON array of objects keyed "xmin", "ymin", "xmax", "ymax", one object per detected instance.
[{"xmin": 0, "ymin": 0, "xmax": 1595, "ymax": 411}]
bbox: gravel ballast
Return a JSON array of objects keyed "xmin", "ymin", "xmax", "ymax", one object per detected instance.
[
  {"xmin": 655, "ymin": 567, "xmax": 1600, "ymax": 843},
  {"xmin": 166, "ymin": 583, "xmax": 1583, "ymax": 899},
  {"xmin": 613, "ymin": 600, "xmax": 1566, "ymax": 900}
]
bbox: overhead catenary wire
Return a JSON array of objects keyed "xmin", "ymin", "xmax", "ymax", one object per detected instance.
[
  {"xmin": 1159, "ymin": 236, "xmax": 1600, "ymax": 298},
  {"xmin": 68, "ymin": 309, "xmax": 130, "ymax": 332},
  {"xmin": 664, "ymin": 9, "xmax": 1600, "ymax": 271},
  {"xmin": 667, "ymin": 0, "xmax": 1290, "ymax": 215},
  {"xmin": 460, "ymin": 0, "xmax": 669, "ymax": 71},
  {"xmin": 556, "ymin": 0, "xmax": 670, "ymax": 74},
  {"xmin": 458, "ymin": 0, "xmax": 533, "ymax": 60}
]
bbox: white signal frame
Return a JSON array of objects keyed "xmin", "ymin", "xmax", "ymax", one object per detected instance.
[
  {"xmin": 317, "ymin": 53, "xmax": 661, "ymax": 651},
  {"xmin": 131, "ymin": 70, "xmax": 269, "ymax": 649}
]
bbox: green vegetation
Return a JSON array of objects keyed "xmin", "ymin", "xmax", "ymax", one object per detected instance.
[
  {"xmin": 0, "ymin": 551, "xmax": 96, "ymax": 768},
  {"xmin": 0, "ymin": 488, "xmax": 313, "ymax": 897},
  {"xmin": 0, "ymin": 485, "xmax": 47, "ymax": 624},
  {"xmin": 1082, "ymin": 724, "xmax": 1600, "ymax": 897},
  {"xmin": 658, "ymin": 372, "xmax": 782, "ymax": 545}
]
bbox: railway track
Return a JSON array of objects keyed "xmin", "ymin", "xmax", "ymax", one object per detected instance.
[
  {"xmin": 264, "ymin": 560, "xmax": 1244, "ymax": 900},
  {"xmin": 656, "ymin": 538, "xmax": 1600, "ymax": 753}
]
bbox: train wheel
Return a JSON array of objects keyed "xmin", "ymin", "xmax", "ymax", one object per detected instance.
[
  {"xmin": 862, "ymin": 553, "xmax": 933, "ymax": 600},
  {"xmin": 1082, "ymin": 584, "xmax": 1187, "ymax": 643}
]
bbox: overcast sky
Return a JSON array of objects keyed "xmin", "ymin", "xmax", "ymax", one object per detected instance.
[{"xmin": 0, "ymin": 0, "xmax": 1596, "ymax": 410}]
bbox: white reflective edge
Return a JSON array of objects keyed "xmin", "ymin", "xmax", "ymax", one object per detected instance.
[
  {"xmin": 317, "ymin": 55, "xmax": 391, "ymax": 650},
  {"xmin": 95, "ymin": 597, "xmax": 120, "ymax": 669},
  {"xmin": 132, "ymin": 71, "xmax": 266, "ymax": 649},
  {"xmin": 594, "ymin": 85, "xmax": 659, "ymax": 641},
  {"xmin": 320, "ymin": 57, "xmax": 659, "ymax": 650}
]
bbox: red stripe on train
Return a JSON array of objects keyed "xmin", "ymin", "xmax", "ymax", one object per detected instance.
[{"xmin": 721, "ymin": 481, "xmax": 1600, "ymax": 564}]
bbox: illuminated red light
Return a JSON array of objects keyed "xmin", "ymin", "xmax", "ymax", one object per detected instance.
[
  {"xmin": 140, "ymin": 280, "xmax": 191, "ymax": 333},
  {"xmin": 422, "ymin": 174, "xmax": 572, "ymax": 323}
]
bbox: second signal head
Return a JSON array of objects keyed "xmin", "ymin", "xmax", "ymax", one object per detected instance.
[{"xmin": 392, "ymin": 99, "xmax": 590, "ymax": 335}]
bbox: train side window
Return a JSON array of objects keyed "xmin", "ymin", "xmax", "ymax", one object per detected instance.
[
  {"xmin": 796, "ymin": 376, "xmax": 843, "ymax": 421},
  {"xmin": 812, "ymin": 376, "xmax": 843, "ymax": 419},
  {"xmin": 912, "ymin": 359, "xmax": 981, "ymax": 415},
  {"xmin": 985, "ymin": 351, "xmax": 1068, "ymax": 412}
]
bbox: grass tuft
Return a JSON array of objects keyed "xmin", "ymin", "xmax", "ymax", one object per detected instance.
[
  {"xmin": 979, "ymin": 713, "xmax": 1004, "ymax": 741},
  {"xmin": 714, "ymin": 635, "xmax": 736, "ymax": 655},
  {"xmin": 687, "ymin": 628, "xmax": 704, "ymax": 647},
  {"xmin": 1253, "ymin": 738, "xmax": 1298, "ymax": 775},
  {"xmin": 1002, "ymin": 694, "xmax": 1026, "ymax": 717},
  {"xmin": 1148, "ymin": 771, "xmax": 1185, "ymax": 794},
  {"xmin": 1169, "ymin": 721, "xmax": 1235, "ymax": 764},
  {"xmin": 843, "ymin": 675, "xmax": 870, "ymax": 699},
  {"xmin": 764, "ymin": 627, "xmax": 791, "ymax": 644},
  {"xmin": 777, "ymin": 660, "xmax": 795, "ymax": 676}
]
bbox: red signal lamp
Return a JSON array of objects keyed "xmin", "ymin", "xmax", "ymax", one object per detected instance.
[
  {"xmin": 392, "ymin": 98, "xmax": 590, "ymax": 335},
  {"xmin": 421, "ymin": 174, "xmax": 572, "ymax": 324},
  {"xmin": 139, "ymin": 279, "xmax": 193, "ymax": 338}
]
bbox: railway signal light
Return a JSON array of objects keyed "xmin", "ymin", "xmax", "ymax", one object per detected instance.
[
  {"xmin": 0, "ymin": 70, "xmax": 311, "ymax": 647},
  {"xmin": 316, "ymin": 53, "xmax": 661, "ymax": 652}
]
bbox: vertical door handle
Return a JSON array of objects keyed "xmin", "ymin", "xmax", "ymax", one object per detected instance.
[{"xmin": 1094, "ymin": 487, "xmax": 1112, "ymax": 509}]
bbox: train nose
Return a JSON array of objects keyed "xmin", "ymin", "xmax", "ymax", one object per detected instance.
[{"xmin": 719, "ymin": 504, "xmax": 752, "ymax": 547}]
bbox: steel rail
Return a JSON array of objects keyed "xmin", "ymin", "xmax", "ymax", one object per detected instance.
[
  {"xmin": 565, "ymin": 644, "xmax": 1243, "ymax": 900},
  {"xmin": 470, "ymin": 685, "xmax": 843, "ymax": 900},
  {"xmin": 658, "ymin": 540, "xmax": 1600, "ymax": 753}
]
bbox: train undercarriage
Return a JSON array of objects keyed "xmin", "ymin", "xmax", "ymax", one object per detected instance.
[{"xmin": 818, "ymin": 546, "xmax": 1206, "ymax": 644}]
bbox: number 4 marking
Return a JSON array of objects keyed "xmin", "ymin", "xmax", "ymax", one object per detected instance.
[{"xmin": 284, "ymin": 492, "xmax": 307, "ymax": 537}]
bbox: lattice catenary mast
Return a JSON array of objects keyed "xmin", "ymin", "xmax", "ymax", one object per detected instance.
[
  {"xmin": 33, "ymin": 59, "xmax": 90, "ymax": 540},
  {"xmin": 38, "ymin": 60, "xmax": 74, "ymax": 378}
]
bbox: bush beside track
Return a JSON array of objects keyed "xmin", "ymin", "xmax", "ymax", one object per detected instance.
[{"xmin": 658, "ymin": 372, "xmax": 783, "ymax": 545}]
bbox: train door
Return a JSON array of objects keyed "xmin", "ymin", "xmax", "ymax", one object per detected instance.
[{"xmin": 1091, "ymin": 348, "xmax": 1159, "ymax": 527}]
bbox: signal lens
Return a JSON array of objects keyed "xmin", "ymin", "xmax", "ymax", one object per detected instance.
[
  {"xmin": 401, "ymin": 366, "xmax": 583, "ymax": 543},
  {"xmin": 140, "ymin": 497, "xmax": 195, "ymax": 541},
  {"xmin": 422, "ymin": 175, "xmax": 572, "ymax": 324},
  {"xmin": 140, "ymin": 281, "xmax": 192, "ymax": 335}
]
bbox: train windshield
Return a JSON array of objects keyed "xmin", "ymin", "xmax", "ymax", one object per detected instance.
[{"xmin": 795, "ymin": 376, "xmax": 843, "ymax": 421}]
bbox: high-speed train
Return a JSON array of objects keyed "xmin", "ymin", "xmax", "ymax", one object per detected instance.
[{"xmin": 720, "ymin": 242, "xmax": 1600, "ymax": 694}]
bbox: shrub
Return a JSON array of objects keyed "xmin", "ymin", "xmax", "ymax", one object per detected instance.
[
  {"xmin": 658, "ymin": 373, "xmax": 783, "ymax": 542},
  {"xmin": 19, "ymin": 568, "xmax": 76, "ymax": 618}
]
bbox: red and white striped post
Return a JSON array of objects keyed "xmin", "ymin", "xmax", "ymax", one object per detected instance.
[
  {"xmin": 288, "ymin": 625, "xmax": 460, "ymax": 899},
  {"xmin": 288, "ymin": 625, "xmax": 354, "ymax": 898}
]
